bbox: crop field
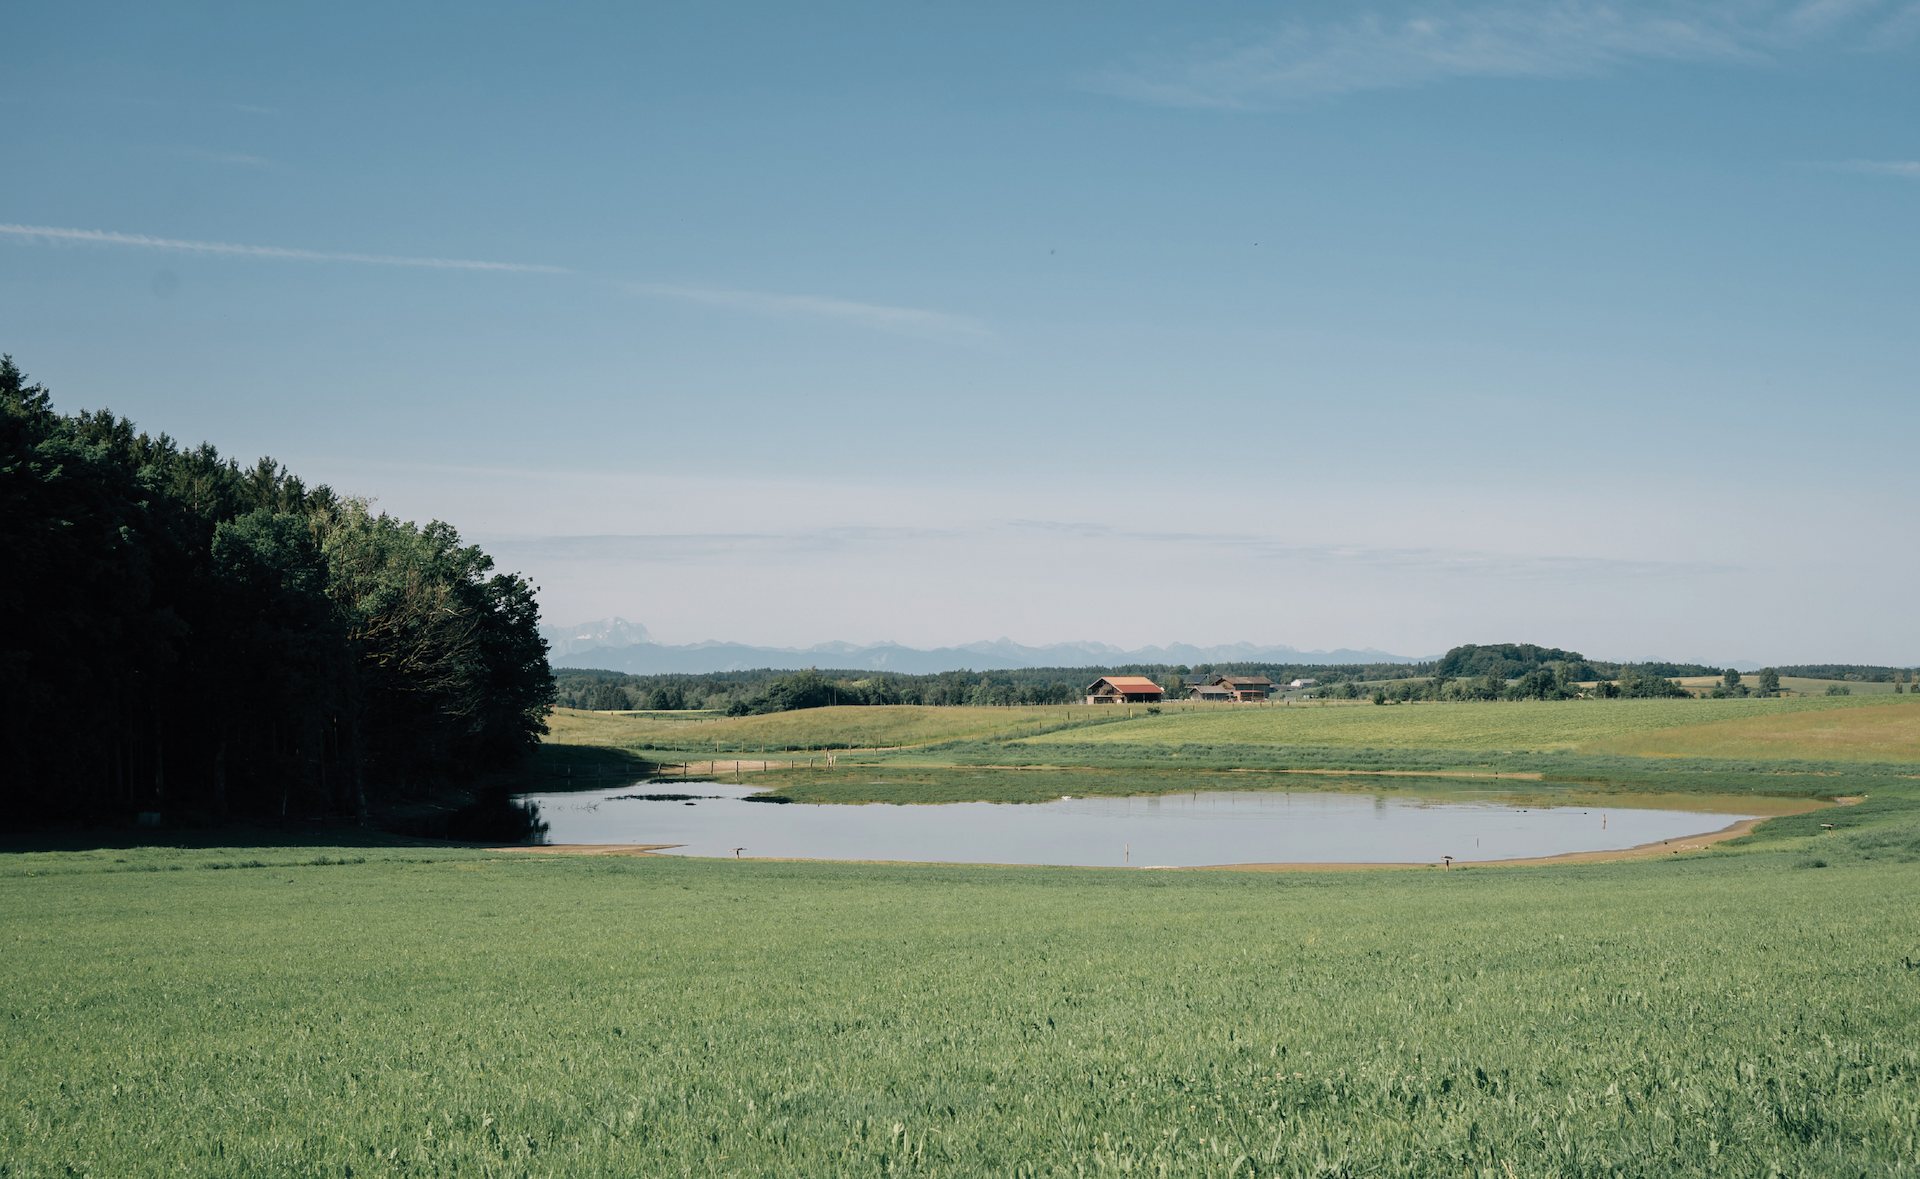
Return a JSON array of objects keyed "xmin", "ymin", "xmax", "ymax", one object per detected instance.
[
  {"xmin": 545, "ymin": 704, "xmax": 1109, "ymax": 754},
  {"xmin": 1588, "ymin": 699, "xmax": 1920, "ymax": 763},
  {"xmin": 544, "ymin": 698, "xmax": 1919, "ymax": 766},
  {"xmin": 1670, "ymin": 675, "xmax": 1907, "ymax": 697},
  {"xmin": 6, "ymin": 829, "xmax": 1920, "ymax": 1177},
  {"xmin": 535, "ymin": 695, "xmax": 1920, "ymax": 808},
  {"xmin": 1014, "ymin": 696, "xmax": 1892, "ymax": 755}
]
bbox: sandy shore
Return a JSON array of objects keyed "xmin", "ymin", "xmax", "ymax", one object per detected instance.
[
  {"xmin": 1201, "ymin": 796, "xmax": 1859, "ymax": 872},
  {"xmin": 1199, "ymin": 815, "xmax": 1760, "ymax": 872},
  {"xmin": 492, "ymin": 842, "xmax": 681, "ymax": 856}
]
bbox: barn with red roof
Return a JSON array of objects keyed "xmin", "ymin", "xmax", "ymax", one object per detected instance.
[{"xmin": 1085, "ymin": 675, "xmax": 1166, "ymax": 705}]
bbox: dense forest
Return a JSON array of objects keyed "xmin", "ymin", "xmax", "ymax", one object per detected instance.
[
  {"xmin": 1430, "ymin": 643, "xmax": 1725, "ymax": 683},
  {"xmin": 1776, "ymin": 665, "xmax": 1917, "ymax": 683},
  {"xmin": 0, "ymin": 358, "xmax": 554, "ymax": 829}
]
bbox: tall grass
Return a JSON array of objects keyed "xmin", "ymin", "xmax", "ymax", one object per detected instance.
[{"xmin": 4, "ymin": 844, "xmax": 1919, "ymax": 1174}]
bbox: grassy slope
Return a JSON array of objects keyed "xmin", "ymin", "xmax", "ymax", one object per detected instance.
[
  {"xmin": 1671, "ymin": 675, "xmax": 1907, "ymax": 697},
  {"xmin": 539, "ymin": 696, "xmax": 1920, "ymax": 805},
  {"xmin": 1014, "ymin": 696, "xmax": 1886, "ymax": 753},
  {"xmin": 5, "ymin": 841, "xmax": 1919, "ymax": 1176},
  {"xmin": 546, "ymin": 704, "xmax": 1107, "ymax": 753},
  {"xmin": 1590, "ymin": 699, "xmax": 1920, "ymax": 762}
]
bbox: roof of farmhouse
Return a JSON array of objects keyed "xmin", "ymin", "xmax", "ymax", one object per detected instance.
[{"xmin": 1090, "ymin": 676, "xmax": 1165, "ymax": 693}]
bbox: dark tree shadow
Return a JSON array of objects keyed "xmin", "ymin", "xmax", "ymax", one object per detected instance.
[
  {"xmin": 1, "ymin": 745, "xmax": 666, "ymax": 854},
  {"xmin": 0, "ymin": 822, "xmax": 492, "ymax": 854},
  {"xmin": 517, "ymin": 744, "xmax": 661, "ymax": 793}
]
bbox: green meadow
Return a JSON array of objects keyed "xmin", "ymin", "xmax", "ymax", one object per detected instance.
[
  {"xmin": 543, "ymin": 704, "xmax": 1116, "ymax": 755},
  {"xmin": 546, "ymin": 694, "xmax": 1920, "ymax": 806},
  {"xmin": 1010, "ymin": 695, "xmax": 1881, "ymax": 754},
  {"xmin": 6, "ymin": 832, "xmax": 1920, "ymax": 1177},
  {"xmin": 8, "ymin": 694, "xmax": 1920, "ymax": 1174}
]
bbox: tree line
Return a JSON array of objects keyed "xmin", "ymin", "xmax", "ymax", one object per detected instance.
[
  {"xmin": 557, "ymin": 667, "xmax": 1096, "ymax": 712},
  {"xmin": 553, "ymin": 645, "xmax": 1780, "ymax": 715},
  {"xmin": 1776, "ymin": 665, "xmax": 1918, "ymax": 687},
  {"xmin": 552, "ymin": 659, "xmax": 1443, "ymax": 713},
  {"xmin": 1, "ymin": 358, "xmax": 554, "ymax": 828}
]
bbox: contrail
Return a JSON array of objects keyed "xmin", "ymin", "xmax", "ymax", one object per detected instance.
[
  {"xmin": 0, "ymin": 223, "xmax": 571, "ymax": 274},
  {"xmin": 2, "ymin": 222, "xmax": 992, "ymax": 338},
  {"xmin": 622, "ymin": 281, "xmax": 990, "ymax": 340}
]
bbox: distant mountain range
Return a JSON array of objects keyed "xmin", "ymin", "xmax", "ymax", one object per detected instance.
[{"xmin": 541, "ymin": 619, "xmax": 1425, "ymax": 675}]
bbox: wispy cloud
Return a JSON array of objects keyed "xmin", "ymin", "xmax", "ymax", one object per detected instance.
[
  {"xmin": 1092, "ymin": 1, "xmax": 1903, "ymax": 108},
  {"xmin": 161, "ymin": 146, "xmax": 276, "ymax": 170},
  {"xmin": 1869, "ymin": 1, "xmax": 1920, "ymax": 45},
  {"xmin": 0, "ymin": 223, "xmax": 572, "ymax": 273},
  {"xmin": 3, "ymin": 223, "xmax": 989, "ymax": 339},
  {"xmin": 622, "ymin": 281, "xmax": 990, "ymax": 340},
  {"xmin": 1825, "ymin": 158, "xmax": 1920, "ymax": 177},
  {"xmin": 1786, "ymin": 0, "xmax": 1884, "ymax": 32}
]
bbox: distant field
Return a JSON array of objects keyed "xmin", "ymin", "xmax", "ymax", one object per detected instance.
[
  {"xmin": 536, "ymin": 696, "xmax": 1920, "ymax": 806},
  {"xmin": 1014, "ymin": 696, "xmax": 1886, "ymax": 754},
  {"xmin": 550, "ymin": 697, "xmax": 1909, "ymax": 762},
  {"xmin": 1670, "ymin": 675, "xmax": 1906, "ymax": 697},
  {"xmin": 545, "ymin": 704, "xmax": 1106, "ymax": 753},
  {"xmin": 1591, "ymin": 699, "xmax": 1920, "ymax": 763}
]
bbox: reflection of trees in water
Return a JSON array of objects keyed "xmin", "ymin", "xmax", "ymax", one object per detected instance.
[{"xmin": 441, "ymin": 789, "xmax": 548, "ymax": 843}]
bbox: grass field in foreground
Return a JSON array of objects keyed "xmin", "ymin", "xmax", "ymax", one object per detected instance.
[{"xmin": 5, "ymin": 835, "xmax": 1919, "ymax": 1177}]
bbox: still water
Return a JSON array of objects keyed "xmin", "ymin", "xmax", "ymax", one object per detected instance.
[{"xmin": 517, "ymin": 783, "xmax": 1758, "ymax": 867}]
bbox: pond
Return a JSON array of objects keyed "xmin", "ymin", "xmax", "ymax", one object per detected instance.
[{"xmin": 515, "ymin": 783, "xmax": 1761, "ymax": 867}]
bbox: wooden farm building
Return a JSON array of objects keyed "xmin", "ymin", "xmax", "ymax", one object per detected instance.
[
  {"xmin": 1085, "ymin": 676, "xmax": 1165, "ymax": 705},
  {"xmin": 1212, "ymin": 675, "xmax": 1277, "ymax": 701},
  {"xmin": 1188, "ymin": 683, "xmax": 1233, "ymax": 702}
]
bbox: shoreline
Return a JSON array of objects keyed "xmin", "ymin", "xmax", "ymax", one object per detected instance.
[
  {"xmin": 1199, "ymin": 813, "xmax": 1768, "ymax": 872},
  {"xmin": 554, "ymin": 767, "xmax": 1829, "ymax": 817}
]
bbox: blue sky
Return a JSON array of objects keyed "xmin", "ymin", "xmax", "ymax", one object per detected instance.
[{"xmin": 4, "ymin": 1, "xmax": 1917, "ymax": 663}]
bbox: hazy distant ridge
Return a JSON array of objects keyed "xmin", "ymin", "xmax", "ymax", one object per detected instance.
[{"xmin": 542, "ymin": 619, "xmax": 1421, "ymax": 674}]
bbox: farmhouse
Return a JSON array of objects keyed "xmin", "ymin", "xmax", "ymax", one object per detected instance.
[
  {"xmin": 1289, "ymin": 678, "xmax": 1317, "ymax": 689},
  {"xmin": 1213, "ymin": 675, "xmax": 1277, "ymax": 702},
  {"xmin": 1188, "ymin": 683, "xmax": 1233, "ymax": 702},
  {"xmin": 1086, "ymin": 676, "xmax": 1165, "ymax": 705}
]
